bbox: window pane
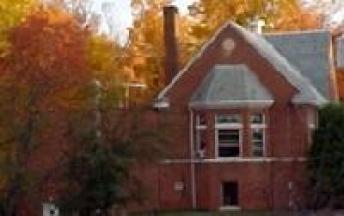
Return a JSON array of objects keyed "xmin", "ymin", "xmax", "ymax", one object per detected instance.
[
  {"xmin": 250, "ymin": 113, "xmax": 264, "ymax": 124},
  {"xmin": 218, "ymin": 130, "xmax": 239, "ymax": 145},
  {"xmin": 253, "ymin": 141, "xmax": 264, "ymax": 148},
  {"xmin": 252, "ymin": 129, "xmax": 264, "ymax": 157},
  {"xmin": 216, "ymin": 114, "xmax": 241, "ymax": 124},
  {"xmin": 199, "ymin": 130, "xmax": 207, "ymax": 149},
  {"xmin": 219, "ymin": 146, "xmax": 240, "ymax": 157},
  {"xmin": 197, "ymin": 113, "xmax": 206, "ymax": 126},
  {"xmin": 253, "ymin": 148, "xmax": 263, "ymax": 157},
  {"xmin": 252, "ymin": 129, "xmax": 264, "ymax": 140}
]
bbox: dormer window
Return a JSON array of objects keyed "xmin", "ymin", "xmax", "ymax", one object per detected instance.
[{"xmin": 215, "ymin": 114, "xmax": 242, "ymax": 158}]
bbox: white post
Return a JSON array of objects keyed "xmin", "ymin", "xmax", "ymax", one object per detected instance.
[{"xmin": 43, "ymin": 202, "xmax": 59, "ymax": 216}]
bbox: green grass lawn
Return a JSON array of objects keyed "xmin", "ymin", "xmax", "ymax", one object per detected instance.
[{"xmin": 132, "ymin": 210, "xmax": 274, "ymax": 216}]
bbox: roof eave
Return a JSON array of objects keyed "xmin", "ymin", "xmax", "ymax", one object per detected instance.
[
  {"xmin": 292, "ymin": 99, "xmax": 328, "ymax": 107},
  {"xmin": 189, "ymin": 100, "xmax": 275, "ymax": 109},
  {"xmin": 153, "ymin": 98, "xmax": 170, "ymax": 109}
]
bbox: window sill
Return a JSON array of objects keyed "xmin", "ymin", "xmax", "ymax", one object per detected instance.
[
  {"xmin": 219, "ymin": 206, "xmax": 241, "ymax": 211},
  {"xmin": 210, "ymin": 157, "xmax": 268, "ymax": 163}
]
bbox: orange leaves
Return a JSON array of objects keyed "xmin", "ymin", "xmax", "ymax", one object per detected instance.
[
  {"xmin": 2, "ymin": 7, "xmax": 95, "ymax": 125},
  {"xmin": 9, "ymin": 8, "xmax": 91, "ymax": 92}
]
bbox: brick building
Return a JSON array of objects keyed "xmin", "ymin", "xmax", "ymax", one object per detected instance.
[{"xmin": 136, "ymin": 6, "xmax": 338, "ymax": 212}]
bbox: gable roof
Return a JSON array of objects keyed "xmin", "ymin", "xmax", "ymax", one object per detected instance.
[
  {"xmin": 190, "ymin": 64, "xmax": 274, "ymax": 108},
  {"xmin": 156, "ymin": 21, "xmax": 327, "ymax": 107},
  {"xmin": 265, "ymin": 30, "xmax": 333, "ymax": 100}
]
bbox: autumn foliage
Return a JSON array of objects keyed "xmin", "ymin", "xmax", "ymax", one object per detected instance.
[
  {"xmin": 0, "ymin": 0, "xmax": 343, "ymax": 215},
  {"xmin": 10, "ymin": 9, "xmax": 90, "ymax": 90},
  {"xmin": 0, "ymin": 0, "xmax": 37, "ymax": 56},
  {"xmin": 0, "ymin": 8, "xmax": 93, "ymax": 215}
]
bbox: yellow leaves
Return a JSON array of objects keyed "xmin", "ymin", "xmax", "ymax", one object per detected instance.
[
  {"xmin": 0, "ymin": 0, "xmax": 37, "ymax": 55},
  {"xmin": 191, "ymin": 0, "xmax": 322, "ymax": 43},
  {"xmin": 46, "ymin": 7, "xmax": 76, "ymax": 25},
  {"xmin": 87, "ymin": 35, "xmax": 124, "ymax": 84}
]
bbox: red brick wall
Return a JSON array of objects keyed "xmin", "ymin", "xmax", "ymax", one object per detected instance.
[{"xmin": 133, "ymin": 24, "xmax": 317, "ymax": 212}]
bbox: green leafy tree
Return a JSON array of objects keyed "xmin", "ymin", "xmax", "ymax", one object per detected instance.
[
  {"xmin": 308, "ymin": 103, "xmax": 344, "ymax": 209},
  {"xmin": 60, "ymin": 88, "xmax": 165, "ymax": 215}
]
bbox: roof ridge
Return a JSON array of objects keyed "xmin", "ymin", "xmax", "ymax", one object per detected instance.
[
  {"xmin": 230, "ymin": 22, "xmax": 326, "ymax": 106},
  {"xmin": 264, "ymin": 29, "xmax": 330, "ymax": 36},
  {"xmin": 156, "ymin": 21, "xmax": 327, "ymax": 106}
]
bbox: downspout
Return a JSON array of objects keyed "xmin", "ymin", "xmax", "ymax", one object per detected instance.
[
  {"xmin": 286, "ymin": 104, "xmax": 294, "ymax": 210},
  {"xmin": 189, "ymin": 109, "xmax": 197, "ymax": 209}
]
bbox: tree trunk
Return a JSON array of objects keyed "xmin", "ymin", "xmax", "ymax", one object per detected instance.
[{"xmin": 4, "ymin": 181, "xmax": 20, "ymax": 216}]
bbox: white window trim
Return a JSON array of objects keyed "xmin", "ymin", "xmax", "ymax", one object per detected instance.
[
  {"xmin": 215, "ymin": 123, "xmax": 243, "ymax": 129},
  {"xmin": 215, "ymin": 123, "xmax": 243, "ymax": 158},
  {"xmin": 307, "ymin": 110, "xmax": 318, "ymax": 146},
  {"xmin": 251, "ymin": 127, "xmax": 266, "ymax": 157},
  {"xmin": 196, "ymin": 125, "xmax": 207, "ymax": 130},
  {"xmin": 308, "ymin": 110, "xmax": 318, "ymax": 130},
  {"xmin": 250, "ymin": 113, "xmax": 267, "ymax": 157}
]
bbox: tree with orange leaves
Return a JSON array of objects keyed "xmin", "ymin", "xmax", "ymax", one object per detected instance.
[
  {"xmin": 0, "ymin": 8, "xmax": 92, "ymax": 215},
  {"xmin": 0, "ymin": 5, "xmax": 163, "ymax": 215},
  {"xmin": 0, "ymin": 0, "xmax": 38, "ymax": 57},
  {"xmin": 188, "ymin": 0, "xmax": 323, "ymax": 49}
]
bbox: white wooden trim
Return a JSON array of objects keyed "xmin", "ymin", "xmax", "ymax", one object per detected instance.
[
  {"xmin": 161, "ymin": 157, "xmax": 307, "ymax": 164},
  {"xmin": 189, "ymin": 100, "xmax": 274, "ymax": 109},
  {"xmin": 196, "ymin": 125, "xmax": 207, "ymax": 130},
  {"xmin": 215, "ymin": 123, "xmax": 243, "ymax": 129}
]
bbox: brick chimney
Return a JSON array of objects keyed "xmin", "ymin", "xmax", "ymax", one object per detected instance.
[{"xmin": 163, "ymin": 5, "xmax": 179, "ymax": 85}]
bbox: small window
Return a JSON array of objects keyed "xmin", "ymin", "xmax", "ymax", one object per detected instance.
[
  {"xmin": 195, "ymin": 114, "xmax": 207, "ymax": 157},
  {"xmin": 250, "ymin": 113, "xmax": 266, "ymax": 157},
  {"xmin": 218, "ymin": 129, "xmax": 240, "ymax": 157},
  {"xmin": 196, "ymin": 113, "xmax": 207, "ymax": 127},
  {"xmin": 216, "ymin": 114, "xmax": 241, "ymax": 124},
  {"xmin": 195, "ymin": 128, "xmax": 207, "ymax": 152},
  {"xmin": 250, "ymin": 113, "xmax": 264, "ymax": 124},
  {"xmin": 307, "ymin": 110, "xmax": 318, "ymax": 145},
  {"xmin": 222, "ymin": 182, "xmax": 239, "ymax": 206},
  {"xmin": 252, "ymin": 128, "xmax": 264, "ymax": 157},
  {"xmin": 307, "ymin": 110, "xmax": 318, "ymax": 129}
]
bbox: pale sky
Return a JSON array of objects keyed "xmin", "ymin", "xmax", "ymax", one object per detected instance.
[
  {"xmin": 90, "ymin": 0, "xmax": 344, "ymax": 43},
  {"xmin": 93, "ymin": 0, "xmax": 195, "ymax": 43}
]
